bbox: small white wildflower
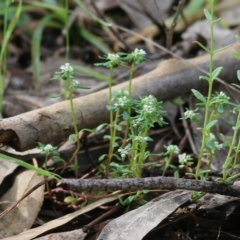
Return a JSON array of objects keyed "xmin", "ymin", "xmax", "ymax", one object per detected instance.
[
  {"xmin": 107, "ymin": 53, "xmax": 120, "ymax": 61},
  {"xmin": 114, "ymin": 96, "xmax": 129, "ymax": 108},
  {"xmin": 60, "ymin": 63, "xmax": 74, "ymax": 73},
  {"xmin": 142, "ymin": 95, "xmax": 155, "ymax": 104},
  {"xmin": 184, "ymin": 110, "xmax": 196, "ymax": 119},
  {"xmin": 133, "ymin": 48, "xmax": 146, "ymax": 57},
  {"xmin": 131, "ymin": 118, "xmax": 143, "ymax": 128},
  {"xmin": 142, "ymin": 104, "xmax": 155, "ymax": 113},
  {"xmin": 167, "ymin": 145, "xmax": 180, "ymax": 154},
  {"xmin": 118, "ymin": 144, "xmax": 131, "ymax": 159},
  {"xmin": 72, "ymin": 80, "xmax": 80, "ymax": 88},
  {"xmin": 209, "ymin": 133, "xmax": 216, "ymax": 140},
  {"xmin": 218, "ymin": 91, "xmax": 230, "ymax": 100},
  {"xmin": 178, "ymin": 153, "xmax": 192, "ymax": 165},
  {"xmin": 214, "ymin": 141, "xmax": 223, "ymax": 150},
  {"xmin": 44, "ymin": 144, "xmax": 53, "ymax": 152},
  {"xmin": 133, "ymin": 136, "xmax": 149, "ymax": 143}
]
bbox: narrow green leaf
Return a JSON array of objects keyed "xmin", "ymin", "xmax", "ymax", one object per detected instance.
[
  {"xmin": 212, "ymin": 18, "xmax": 221, "ymax": 24},
  {"xmin": 50, "ymin": 93, "xmax": 63, "ymax": 98},
  {"xmin": 98, "ymin": 154, "xmax": 107, "ymax": 161},
  {"xmin": 199, "ymin": 75, "xmax": 210, "ymax": 81},
  {"xmin": 52, "ymin": 156, "xmax": 64, "ymax": 163},
  {"xmin": 235, "ymin": 35, "xmax": 240, "ymax": 43},
  {"xmin": 50, "ymin": 76, "xmax": 60, "ymax": 80},
  {"xmin": 232, "ymin": 83, "xmax": 240, "ymax": 89},
  {"xmin": 204, "ymin": 8, "xmax": 212, "ymax": 21},
  {"xmin": 96, "ymin": 123, "xmax": 108, "ymax": 131},
  {"xmin": 191, "ymin": 89, "xmax": 206, "ymax": 103},
  {"xmin": 80, "ymin": 128, "xmax": 96, "ymax": 133},
  {"xmin": 213, "ymin": 44, "xmax": 232, "ymax": 54},
  {"xmin": 103, "ymin": 135, "xmax": 111, "ymax": 140},
  {"xmin": 211, "ymin": 67, "xmax": 223, "ymax": 81},
  {"xmin": 234, "ymin": 164, "xmax": 240, "ymax": 169},
  {"xmin": 0, "ymin": 153, "xmax": 60, "ymax": 180},
  {"xmin": 194, "ymin": 41, "xmax": 209, "ymax": 53},
  {"xmin": 206, "ymin": 119, "xmax": 218, "ymax": 130},
  {"xmin": 233, "ymin": 52, "xmax": 240, "ymax": 60},
  {"xmin": 237, "ymin": 70, "xmax": 240, "ymax": 81}
]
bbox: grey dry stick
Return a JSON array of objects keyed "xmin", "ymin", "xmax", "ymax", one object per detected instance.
[{"xmin": 57, "ymin": 177, "xmax": 240, "ymax": 197}]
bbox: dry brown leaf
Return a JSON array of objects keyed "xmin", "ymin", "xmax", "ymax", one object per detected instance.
[
  {"xmin": 121, "ymin": 0, "xmax": 173, "ymax": 28},
  {"xmin": 0, "ymin": 170, "xmax": 44, "ymax": 238},
  {"xmin": 97, "ymin": 190, "xmax": 191, "ymax": 240},
  {"xmin": 3, "ymin": 195, "xmax": 121, "ymax": 240},
  {"xmin": 34, "ymin": 229, "xmax": 87, "ymax": 240},
  {"xmin": 0, "ymin": 159, "xmax": 18, "ymax": 187},
  {"xmin": 218, "ymin": 0, "xmax": 240, "ymax": 26}
]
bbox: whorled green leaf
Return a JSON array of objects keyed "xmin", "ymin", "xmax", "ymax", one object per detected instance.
[
  {"xmin": 206, "ymin": 119, "xmax": 218, "ymax": 130},
  {"xmin": 191, "ymin": 89, "xmax": 206, "ymax": 103},
  {"xmin": 211, "ymin": 67, "xmax": 223, "ymax": 81}
]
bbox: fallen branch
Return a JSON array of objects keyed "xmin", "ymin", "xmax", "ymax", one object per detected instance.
[
  {"xmin": 57, "ymin": 177, "xmax": 240, "ymax": 197},
  {"xmin": 0, "ymin": 43, "xmax": 240, "ymax": 151}
]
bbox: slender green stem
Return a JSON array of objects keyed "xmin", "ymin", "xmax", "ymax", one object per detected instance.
[
  {"xmin": 222, "ymin": 109, "xmax": 240, "ymax": 180},
  {"xmin": 63, "ymin": 79, "xmax": 81, "ymax": 169},
  {"xmin": 122, "ymin": 63, "xmax": 135, "ymax": 146},
  {"xmin": 137, "ymin": 122, "xmax": 149, "ymax": 177},
  {"xmin": 195, "ymin": 1, "xmax": 215, "ymax": 179},
  {"xmin": 162, "ymin": 154, "xmax": 173, "ymax": 176},
  {"xmin": 65, "ymin": 0, "xmax": 69, "ymax": 61},
  {"xmin": 128, "ymin": 63, "xmax": 135, "ymax": 99},
  {"xmin": 64, "ymin": 0, "xmax": 70, "ymax": 98},
  {"xmin": 105, "ymin": 67, "xmax": 114, "ymax": 177},
  {"xmin": 233, "ymin": 135, "xmax": 240, "ymax": 166},
  {"xmin": 130, "ymin": 141, "xmax": 139, "ymax": 176}
]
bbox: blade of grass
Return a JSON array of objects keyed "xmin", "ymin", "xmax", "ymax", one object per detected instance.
[
  {"xmin": 0, "ymin": 0, "xmax": 22, "ymax": 113},
  {"xmin": 31, "ymin": 13, "xmax": 56, "ymax": 89},
  {"xmin": 74, "ymin": 0, "xmax": 111, "ymax": 27},
  {"xmin": 0, "ymin": 153, "xmax": 61, "ymax": 180},
  {"xmin": 73, "ymin": 65, "xmax": 116, "ymax": 84},
  {"xmin": 78, "ymin": 26, "xmax": 111, "ymax": 54}
]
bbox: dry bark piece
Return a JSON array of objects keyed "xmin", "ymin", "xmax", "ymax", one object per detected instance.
[{"xmin": 0, "ymin": 43, "xmax": 239, "ymax": 151}]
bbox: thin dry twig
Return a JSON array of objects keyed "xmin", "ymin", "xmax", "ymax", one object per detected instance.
[{"xmin": 57, "ymin": 177, "xmax": 240, "ymax": 197}]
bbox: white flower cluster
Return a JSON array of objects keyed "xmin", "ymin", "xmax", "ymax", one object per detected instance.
[
  {"xmin": 133, "ymin": 136, "xmax": 149, "ymax": 143},
  {"xmin": 131, "ymin": 117, "xmax": 143, "ymax": 128},
  {"xmin": 178, "ymin": 153, "xmax": 192, "ymax": 165},
  {"xmin": 114, "ymin": 96, "xmax": 129, "ymax": 108},
  {"xmin": 214, "ymin": 141, "xmax": 223, "ymax": 150},
  {"xmin": 166, "ymin": 145, "xmax": 180, "ymax": 154},
  {"xmin": 184, "ymin": 110, "xmax": 196, "ymax": 119},
  {"xmin": 142, "ymin": 104, "xmax": 155, "ymax": 114},
  {"xmin": 44, "ymin": 144, "xmax": 53, "ymax": 152},
  {"xmin": 72, "ymin": 80, "xmax": 80, "ymax": 88},
  {"xmin": 118, "ymin": 144, "xmax": 131, "ymax": 159},
  {"xmin": 141, "ymin": 95, "xmax": 157, "ymax": 114},
  {"xmin": 107, "ymin": 53, "xmax": 120, "ymax": 61},
  {"xmin": 132, "ymin": 48, "xmax": 146, "ymax": 58},
  {"xmin": 208, "ymin": 133, "xmax": 223, "ymax": 150},
  {"xmin": 60, "ymin": 63, "xmax": 74, "ymax": 73},
  {"xmin": 217, "ymin": 91, "xmax": 230, "ymax": 101}
]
